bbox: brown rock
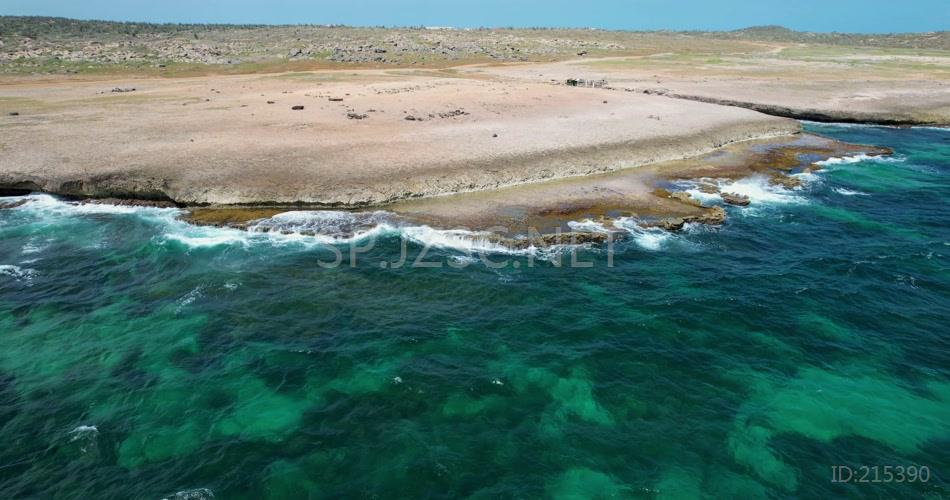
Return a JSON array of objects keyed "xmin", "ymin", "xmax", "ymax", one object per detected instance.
[
  {"xmin": 507, "ymin": 231, "xmax": 610, "ymax": 249},
  {"xmin": 769, "ymin": 174, "xmax": 802, "ymax": 189},
  {"xmin": 643, "ymin": 217, "xmax": 686, "ymax": 231},
  {"xmin": 686, "ymin": 206, "xmax": 726, "ymax": 225},
  {"xmin": 669, "ymin": 190, "xmax": 703, "ymax": 207},
  {"xmin": 81, "ymin": 198, "xmax": 178, "ymax": 208},
  {"xmin": 720, "ymin": 192, "xmax": 750, "ymax": 206}
]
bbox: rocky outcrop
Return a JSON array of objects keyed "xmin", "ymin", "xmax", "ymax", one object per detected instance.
[
  {"xmin": 720, "ymin": 192, "xmax": 750, "ymax": 206},
  {"xmin": 660, "ymin": 92, "xmax": 950, "ymax": 127},
  {"xmin": 642, "ymin": 206, "xmax": 726, "ymax": 231},
  {"xmin": 81, "ymin": 198, "xmax": 178, "ymax": 208},
  {"xmin": 668, "ymin": 190, "xmax": 704, "ymax": 207},
  {"xmin": 768, "ymin": 174, "xmax": 802, "ymax": 189}
]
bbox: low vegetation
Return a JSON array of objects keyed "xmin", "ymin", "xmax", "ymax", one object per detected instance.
[{"xmin": 1, "ymin": 17, "xmax": 947, "ymax": 76}]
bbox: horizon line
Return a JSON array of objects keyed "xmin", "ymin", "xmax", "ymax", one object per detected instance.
[{"xmin": 2, "ymin": 15, "xmax": 945, "ymax": 36}]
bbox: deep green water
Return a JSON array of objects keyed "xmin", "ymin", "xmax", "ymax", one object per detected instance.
[{"xmin": 0, "ymin": 124, "xmax": 948, "ymax": 499}]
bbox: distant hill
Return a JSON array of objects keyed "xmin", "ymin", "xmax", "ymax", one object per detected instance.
[{"xmin": 702, "ymin": 24, "xmax": 949, "ymax": 49}]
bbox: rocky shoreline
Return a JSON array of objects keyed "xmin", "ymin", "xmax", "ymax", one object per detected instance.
[{"xmin": 0, "ymin": 129, "xmax": 893, "ymax": 250}]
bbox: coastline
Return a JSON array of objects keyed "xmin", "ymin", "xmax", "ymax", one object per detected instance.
[{"xmin": 0, "ymin": 72, "xmax": 798, "ymax": 205}]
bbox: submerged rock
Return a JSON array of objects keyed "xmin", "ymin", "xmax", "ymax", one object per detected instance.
[
  {"xmin": 0, "ymin": 199, "xmax": 29, "ymax": 209},
  {"xmin": 161, "ymin": 488, "xmax": 214, "ymax": 500},
  {"xmin": 721, "ymin": 192, "xmax": 751, "ymax": 206},
  {"xmin": 506, "ymin": 231, "xmax": 610, "ymax": 249},
  {"xmin": 769, "ymin": 174, "xmax": 802, "ymax": 189}
]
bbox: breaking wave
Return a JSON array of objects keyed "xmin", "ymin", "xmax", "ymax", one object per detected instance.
[
  {"xmin": 833, "ymin": 187, "xmax": 870, "ymax": 196},
  {"xmin": 815, "ymin": 153, "xmax": 904, "ymax": 167},
  {"xmin": 0, "ymin": 265, "xmax": 36, "ymax": 285},
  {"xmin": 678, "ymin": 176, "xmax": 807, "ymax": 208},
  {"xmin": 0, "ymin": 194, "xmax": 568, "ymax": 257}
]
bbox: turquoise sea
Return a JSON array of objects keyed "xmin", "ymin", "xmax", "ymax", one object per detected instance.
[{"xmin": 0, "ymin": 124, "xmax": 948, "ymax": 499}]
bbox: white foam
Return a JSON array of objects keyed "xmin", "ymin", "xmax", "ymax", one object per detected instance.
[
  {"xmin": 161, "ymin": 225, "xmax": 253, "ymax": 249},
  {"xmin": 21, "ymin": 237, "xmax": 51, "ymax": 255},
  {"xmin": 613, "ymin": 217, "xmax": 672, "ymax": 251},
  {"xmin": 3, "ymin": 195, "xmax": 579, "ymax": 257},
  {"xmin": 833, "ymin": 187, "xmax": 870, "ymax": 196},
  {"xmin": 0, "ymin": 265, "xmax": 36, "ymax": 285},
  {"xmin": 247, "ymin": 210, "xmax": 396, "ymax": 244},
  {"xmin": 400, "ymin": 225, "xmax": 515, "ymax": 254},
  {"xmin": 567, "ymin": 219, "xmax": 610, "ymax": 233},
  {"xmin": 162, "ymin": 488, "xmax": 215, "ymax": 500},
  {"xmin": 815, "ymin": 153, "xmax": 904, "ymax": 167},
  {"xmin": 683, "ymin": 188, "xmax": 722, "ymax": 205},
  {"xmin": 11, "ymin": 194, "xmax": 178, "ymax": 218},
  {"xmin": 176, "ymin": 286, "xmax": 204, "ymax": 314},
  {"xmin": 720, "ymin": 176, "xmax": 805, "ymax": 205},
  {"xmin": 69, "ymin": 425, "xmax": 99, "ymax": 440}
]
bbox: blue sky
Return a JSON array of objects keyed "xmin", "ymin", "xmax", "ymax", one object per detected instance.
[{"xmin": 2, "ymin": 0, "xmax": 947, "ymax": 33}]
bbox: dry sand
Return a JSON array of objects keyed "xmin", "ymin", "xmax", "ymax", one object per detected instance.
[
  {"xmin": 480, "ymin": 50, "xmax": 950, "ymax": 125},
  {"xmin": 0, "ymin": 69, "xmax": 796, "ymax": 205},
  {"xmin": 1, "ymin": 42, "xmax": 947, "ymax": 209}
]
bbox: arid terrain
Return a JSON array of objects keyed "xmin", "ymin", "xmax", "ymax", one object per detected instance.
[{"xmin": 1, "ymin": 18, "xmax": 947, "ymax": 230}]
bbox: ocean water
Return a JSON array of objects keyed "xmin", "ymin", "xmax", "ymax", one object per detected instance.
[{"xmin": 0, "ymin": 123, "xmax": 948, "ymax": 499}]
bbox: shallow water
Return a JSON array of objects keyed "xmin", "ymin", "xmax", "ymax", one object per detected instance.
[{"xmin": 0, "ymin": 124, "xmax": 948, "ymax": 499}]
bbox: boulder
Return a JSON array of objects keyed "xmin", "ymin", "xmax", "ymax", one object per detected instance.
[
  {"xmin": 0, "ymin": 199, "xmax": 28, "ymax": 209},
  {"xmin": 291, "ymin": 105, "xmax": 305, "ymax": 111},
  {"xmin": 720, "ymin": 192, "xmax": 751, "ymax": 206}
]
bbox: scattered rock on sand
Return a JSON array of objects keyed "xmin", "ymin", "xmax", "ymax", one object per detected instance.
[
  {"xmin": 266, "ymin": 101, "xmax": 275, "ymax": 104},
  {"xmin": 328, "ymin": 97, "xmax": 344, "ymax": 102},
  {"xmin": 111, "ymin": 87, "xmax": 136, "ymax": 93},
  {"xmin": 721, "ymin": 192, "xmax": 751, "ymax": 206},
  {"xmin": 8, "ymin": 112, "xmax": 19, "ymax": 116},
  {"xmin": 291, "ymin": 105, "xmax": 305, "ymax": 111},
  {"xmin": 438, "ymin": 109, "xmax": 470, "ymax": 118},
  {"xmin": 347, "ymin": 113, "xmax": 368, "ymax": 120}
]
